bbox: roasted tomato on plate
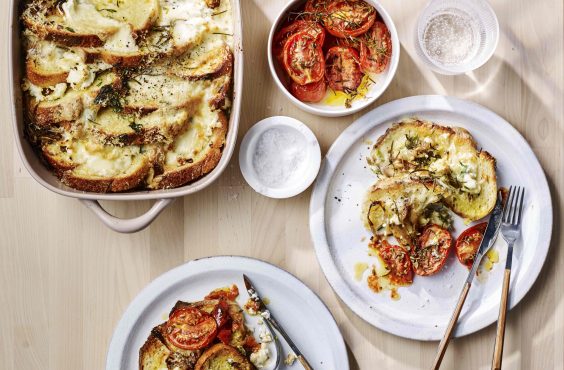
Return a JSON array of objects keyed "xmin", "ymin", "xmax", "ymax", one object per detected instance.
[
  {"xmin": 359, "ymin": 21, "xmax": 392, "ymax": 73},
  {"xmin": 410, "ymin": 225, "xmax": 453, "ymax": 276},
  {"xmin": 165, "ymin": 307, "xmax": 218, "ymax": 350},
  {"xmin": 456, "ymin": 222, "xmax": 487, "ymax": 268},
  {"xmin": 377, "ymin": 241, "xmax": 414, "ymax": 285}
]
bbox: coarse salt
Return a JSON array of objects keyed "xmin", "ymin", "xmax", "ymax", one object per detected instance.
[{"xmin": 252, "ymin": 127, "xmax": 306, "ymax": 187}]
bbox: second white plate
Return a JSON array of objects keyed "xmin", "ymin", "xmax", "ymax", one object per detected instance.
[
  {"xmin": 309, "ymin": 95, "xmax": 552, "ymax": 340},
  {"xmin": 106, "ymin": 256, "xmax": 349, "ymax": 369}
]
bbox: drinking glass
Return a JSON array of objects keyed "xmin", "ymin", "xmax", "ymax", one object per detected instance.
[{"xmin": 415, "ymin": 0, "xmax": 499, "ymax": 75}]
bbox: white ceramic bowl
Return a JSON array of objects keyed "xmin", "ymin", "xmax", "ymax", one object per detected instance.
[
  {"xmin": 267, "ymin": 0, "xmax": 400, "ymax": 117},
  {"xmin": 239, "ymin": 116, "xmax": 321, "ymax": 199}
]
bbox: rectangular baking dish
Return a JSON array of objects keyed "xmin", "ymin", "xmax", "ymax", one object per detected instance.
[{"xmin": 9, "ymin": 0, "xmax": 243, "ymax": 233}]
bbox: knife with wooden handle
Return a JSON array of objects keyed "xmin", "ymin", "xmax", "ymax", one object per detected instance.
[
  {"xmin": 243, "ymin": 274, "xmax": 315, "ymax": 370},
  {"xmin": 431, "ymin": 191, "xmax": 505, "ymax": 370}
]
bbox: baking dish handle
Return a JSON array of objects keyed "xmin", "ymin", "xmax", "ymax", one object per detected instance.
[{"xmin": 80, "ymin": 198, "xmax": 175, "ymax": 233}]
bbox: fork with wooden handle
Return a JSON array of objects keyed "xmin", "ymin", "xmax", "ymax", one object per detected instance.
[{"xmin": 491, "ymin": 186, "xmax": 525, "ymax": 370}]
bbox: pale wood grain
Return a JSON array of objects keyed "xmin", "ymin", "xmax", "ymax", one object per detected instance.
[{"xmin": 0, "ymin": 0, "xmax": 562, "ymax": 369}]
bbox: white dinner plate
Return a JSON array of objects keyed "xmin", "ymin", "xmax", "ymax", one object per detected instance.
[
  {"xmin": 106, "ymin": 256, "xmax": 349, "ymax": 369},
  {"xmin": 309, "ymin": 95, "xmax": 552, "ymax": 340}
]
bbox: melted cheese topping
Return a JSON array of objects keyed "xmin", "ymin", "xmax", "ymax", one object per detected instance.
[
  {"xmin": 24, "ymin": 0, "xmax": 233, "ymax": 188},
  {"xmin": 61, "ymin": 0, "xmax": 122, "ymax": 36},
  {"xmin": 23, "ymin": 81, "xmax": 68, "ymax": 102},
  {"xmin": 104, "ymin": 24, "xmax": 139, "ymax": 52},
  {"xmin": 165, "ymin": 103, "xmax": 220, "ymax": 167}
]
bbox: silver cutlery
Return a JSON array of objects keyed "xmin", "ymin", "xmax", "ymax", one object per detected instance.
[
  {"xmin": 432, "ymin": 190, "xmax": 505, "ymax": 370},
  {"xmin": 243, "ymin": 274, "xmax": 314, "ymax": 370},
  {"xmin": 491, "ymin": 186, "xmax": 525, "ymax": 370}
]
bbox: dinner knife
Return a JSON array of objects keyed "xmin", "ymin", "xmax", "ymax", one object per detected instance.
[
  {"xmin": 243, "ymin": 274, "xmax": 314, "ymax": 370},
  {"xmin": 431, "ymin": 190, "xmax": 505, "ymax": 370}
]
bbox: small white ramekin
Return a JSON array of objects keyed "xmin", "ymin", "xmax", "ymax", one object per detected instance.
[
  {"xmin": 267, "ymin": 0, "xmax": 400, "ymax": 117},
  {"xmin": 239, "ymin": 116, "xmax": 321, "ymax": 199}
]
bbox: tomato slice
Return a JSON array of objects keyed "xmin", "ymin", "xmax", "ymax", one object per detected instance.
[
  {"xmin": 359, "ymin": 21, "xmax": 392, "ymax": 74},
  {"xmin": 273, "ymin": 20, "xmax": 325, "ymax": 64},
  {"xmin": 217, "ymin": 328, "xmax": 232, "ymax": 345},
  {"xmin": 305, "ymin": 0, "xmax": 333, "ymax": 13},
  {"xmin": 378, "ymin": 242, "xmax": 414, "ymax": 285},
  {"xmin": 325, "ymin": 46, "xmax": 363, "ymax": 93},
  {"xmin": 165, "ymin": 307, "xmax": 218, "ymax": 350},
  {"xmin": 323, "ymin": 1, "xmax": 376, "ymax": 38},
  {"xmin": 283, "ymin": 31, "xmax": 325, "ymax": 85},
  {"xmin": 411, "ymin": 225, "xmax": 452, "ymax": 276},
  {"xmin": 211, "ymin": 300, "xmax": 231, "ymax": 329},
  {"xmin": 205, "ymin": 284, "xmax": 239, "ymax": 301},
  {"xmin": 456, "ymin": 222, "xmax": 487, "ymax": 268},
  {"xmin": 290, "ymin": 79, "xmax": 327, "ymax": 102}
]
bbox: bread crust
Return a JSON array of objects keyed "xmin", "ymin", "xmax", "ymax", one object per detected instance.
[
  {"xmin": 150, "ymin": 112, "xmax": 228, "ymax": 189},
  {"xmin": 367, "ymin": 118, "xmax": 498, "ymax": 221},
  {"xmin": 26, "ymin": 60, "xmax": 69, "ymax": 87},
  {"xmin": 194, "ymin": 344, "xmax": 254, "ymax": 370}
]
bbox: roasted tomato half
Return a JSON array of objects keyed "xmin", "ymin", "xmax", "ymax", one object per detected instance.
[
  {"xmin": 323, "ymin": 0, "xmax": 376, "ymax": 38},
  {"xmin": 290, "ymin": 79, "xmax": 327, "ymax": 102},
  {"xmin": 359, "ymin": 21, "xmax": 392, "ymax": 74},
  {"xmin": 165, "ymin": 307, "xmax": 218, "ymax": 350},
  {"xmin": 411, "ymin": 225, "xmax": 453, "ymax": 276},
  {"xmin": 273, "ymin": 20, "xmax": 325, "ymax": 64},
  {"xmin": 305, "ymin": 0, "xmax": 333, "ymax": 13},
  {"xmin": 325, "ymin": 46, "xmax": 363, "ymax": 92},
  {"xmin": 283, "ymin": 31, "xmax": 326, "ymax": 85},
  {"xmin": 456, "ymin": 222, "xmax": 487, "ymax": 268},
  {"xmin": 378, "ymin": 242, "xmax": 414, "ymax": 285}
]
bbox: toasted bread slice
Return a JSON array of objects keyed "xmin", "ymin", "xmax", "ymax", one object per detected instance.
[
  {"xmin": 22, "ymin": 0, "xmax": 159, "ymax": 48},
  {"xmin": 22, "ymin": 0, "xmax": 121, "ymax": 47},
  {"xmin": 195, "ymin": 344, "xmax": 253, "ymax": 370},
  {"xmin": 161, "ymin": 42, "xmax": 233, "ymax": 80},
  {"xmin": 367, "ymin": 118, "xmax": 497, "ymax": 221},
  {"xmin": 42, "ymin": 138, "xmax": 155, "ymax": 192},
  {"xmin": 27, "ymin": 88, "xmax": 84, "ymax": 126},
  {"xmin": 138, "ymin": 334, "xmax": 171, "ymax": 370},
  {"xmin": 25, "ymin": 37, "xmax": 86, "ymax": 87},
  {"xmin": 441, "ymin": 150, "xmax": 497, "ymax": 221},
  {"xmin": 122, "ymin": 74, "xmax": 199, "ymax": 113},
  {"xmin": 148, "ymin": 109, "xmax": 227, "ymax": 189},
  {"xmin": 89, "ymin": 106, "xmax": 194, "ymax": 146},
  {"xmin": 123, "ymin": 71, "xmax": 229, "ymax": 113},
  {"xmin": 26, "ymin": 72, "xmax": 121, "ymax": 126},
  {"xmin": 363, "ymin": 178, "xmax": 448, "ymax": 247},
  {"xmin": 91, "ymin": 0, "xmax": 160, "ymax": 32},
  {"xmin": 139, "ymin": 331, "xmax": 200, "ymax": 370}
]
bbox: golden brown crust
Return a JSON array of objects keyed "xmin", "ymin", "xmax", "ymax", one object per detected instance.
[
  {"xmin": 26, "ymin": 60, "xmax": 69, "ymax": 87},
  {"xmin": 150, "ymin": 112, "xmax": 228, "ymax": 189},
  {"xmin": 29, "ymin": 96, "xmax": 84, "ymax": 127},
  {"xmin": 372, "ymin": 118, "xmax": 455, "ymax": 150},
  {"xmin": 194, "ymin": 344, "xmax": 253, "ymax": 370},
  {"xmin": 139, "ymin": 334, "xmax": 171, "ymax": 370},
  {"xmin": 23, "ymin": 15, "xmax": 106, "ymax": 48}
]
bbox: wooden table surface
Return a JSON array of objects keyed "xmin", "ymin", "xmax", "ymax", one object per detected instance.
[{"xmin": 1, "ymin": 1, "xmax": 562, "ymax": 369}]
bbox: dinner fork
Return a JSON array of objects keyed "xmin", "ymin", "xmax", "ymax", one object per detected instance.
[{"xmin": 491, "ymin": 186, "xmax": 525, "ymax": 370}]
